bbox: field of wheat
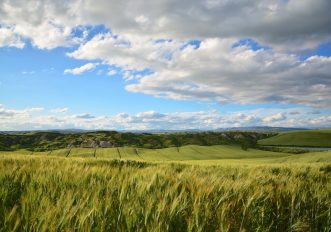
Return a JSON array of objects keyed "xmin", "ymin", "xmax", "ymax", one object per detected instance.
[{"xmin": 0, "ymin": 153, "xmax": 330, "ymax": 232}]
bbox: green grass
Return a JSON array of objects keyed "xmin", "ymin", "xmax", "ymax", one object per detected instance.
[
  {"xmin": 270, "ymin": 150, "xmax": 331, "ymax": 163},
  {"xmin": 2, "ymin": 145, "xmax": 331, "ymax": 165},
  {"xmin": 138, "ymin": 145, "xmax": 290, "ymax": 161},
  {"xmin": 0, "ymin": 145, "xmax": 291, "ymax": 160},
  {"xmin": 0, "ymin": 145, "xmax": 330, "ymax": 231},
  {"xmin": 258, "ymin": 129, "xmax": 331, "ymax": 147}
]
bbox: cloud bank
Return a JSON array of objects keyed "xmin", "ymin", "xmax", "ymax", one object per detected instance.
[
  {"xmin": 69, "ymin": 36, "xmax": 331, "ymax": 107},
  {"xmin": 2, "ymin": 0, "xmax": 330, "ymax": 50},
  {"xmin": 1, "ymin": 105, "xmax": 331, "ymax": 131}
]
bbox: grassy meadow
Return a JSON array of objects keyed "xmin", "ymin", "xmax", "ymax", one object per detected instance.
[
  {"xmin": 0, "ymin": 145, "xmax": 331, "ymax": 231},
  {"xmin": 259, "ymin": 129, "xmax": 331, "ymax": 147}
]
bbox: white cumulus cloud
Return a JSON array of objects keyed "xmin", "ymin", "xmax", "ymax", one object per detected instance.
[
  {"xmin": 64, "ymin": 63, "xmax": 99, "ymax": 75},
  {"xmin": 1, "ymin": 0, "xmax": 330, "ymax": 50},
  {"xmin": 263, "ymin": 113, "xmax": 286, "ymax": 123},
  {"xmin": 1, "ymin": 105, "xmax": 331, "ymax": 131},
  {"xmin": 0, "ymin": 26, "xmax": 24, "ymax": 48},
  {"xmin": 69, "ymin": 35, "xmax": 331, "ymax": 107}
]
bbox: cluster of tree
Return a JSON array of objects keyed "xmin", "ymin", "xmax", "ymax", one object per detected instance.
[{"xmin": 0, "ymin": 131, "xmax": 275, "ymax": 151}]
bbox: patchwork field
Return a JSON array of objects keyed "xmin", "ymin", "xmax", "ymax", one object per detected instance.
[{"xmin": 1, "ymin": 145, "xmax": 331, "ymax": 231}]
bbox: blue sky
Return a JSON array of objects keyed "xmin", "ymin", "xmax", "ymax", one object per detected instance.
[
  {"xmin": 0, "ymin": 43, "xmax": 227, "ymax": 115},
  {"xmin": 1, "ymin": 0, "xmax": 331, "ymax": 130}
]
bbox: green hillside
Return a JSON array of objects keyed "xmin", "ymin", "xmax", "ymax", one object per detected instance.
[
  {"xmin": 258, "ymin": 129, "xmax": 331, "ymax": 147},
  {"xmin": 0, "ymin": 145, "xmax": 291, "ymax": 161},
  {"xmin": 271, "ymin": 150, "xmax": 331, "ymax": 163},
  {"xmin": 0, "ymin": 131, "xmax": 272, "ymax": 151},
  {"xmin": 3, "ymin": 144, "xmax": 331, "ymax": 164}
]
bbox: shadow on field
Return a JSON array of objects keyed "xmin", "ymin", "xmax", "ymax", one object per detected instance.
[{"xmin": 83, "ymin": 159, "xmax": 155, "ymax": 169}]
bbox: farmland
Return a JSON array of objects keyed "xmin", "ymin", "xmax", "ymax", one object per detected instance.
[
  {"xmin": 1, "ymin": 144, "xmax": 331, "ymax": 231},
  {"xmin": 258, "ymin": 129, "xmax": 331, "ymax": 148},
  {"xmin": 0, "ymin": 145, "xmax": 297, "ymax": 160},
  {"xmin": 0, "ymin": 130, "xmax": 331, "ymax": 231}
]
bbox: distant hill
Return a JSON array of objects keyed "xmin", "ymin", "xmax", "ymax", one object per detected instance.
[
  {"xmin": 216, "ymin": 126, "xmax": 308, "ymax": 133},
  {"xmin": 0, "ymin": 131, "xmax": 272, "ymax": 151},
  {"xmin": 258, "ymin": 129, "xmax": 331, "ymax": 147},
  {"xmin": 0, "ymin": 126, "xmax": 309, "ymax": 134}
]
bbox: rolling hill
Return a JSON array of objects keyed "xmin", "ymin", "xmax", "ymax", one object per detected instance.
[
  {"xmin": 0, "ymin": 131, "xmax": 272, "ymax": 151},
  {"xmin": 2, "ymin": 144, "xmax": 331, "ymax": 164},
  {"xmin": 258, "ymin": 129, "xmax": 331, "ymax": 147}
]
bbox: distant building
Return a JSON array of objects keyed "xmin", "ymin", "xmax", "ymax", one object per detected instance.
[
  {"xmin": 91, "ymin": 141, "xmax": 98, "ymax": 148},
  {"xmin": 81, "ymin": 140, "xmax": 96, "ymax": 148},
  {"xmin": 99, "ymin": 141, "xmax": 112, "ymax": 148}
]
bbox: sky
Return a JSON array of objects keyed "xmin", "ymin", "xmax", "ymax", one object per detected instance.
[{"xmin": 0, "ymin": 0, "xmax": 331, "ymax": 131}]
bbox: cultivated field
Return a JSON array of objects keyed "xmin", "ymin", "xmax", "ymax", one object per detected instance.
[
  {"xmin": 1, "ymin": 145, "xmax": 331, "ymax": 231},
  {"xmin": 259, "ymin": 129, "xmax": 331, "ymax": 147},
  {"xmin": 0, "ymin": 145, "xmax": 300, "ymax": 160}
]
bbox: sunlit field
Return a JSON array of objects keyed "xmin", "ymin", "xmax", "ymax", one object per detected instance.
[
  {"xmin": 1, "ymin": 147, "xmax": 330, "ymax": 231},
  {"xmin": 259, "ymin": 129, "xmax": 331, "ymax": 147}
]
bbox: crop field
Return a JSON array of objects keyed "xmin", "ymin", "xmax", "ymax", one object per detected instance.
[
  {"xmin": 258, "ymin": 129, "xmax": 331, "ymax": 147},
  {"xmin": 1, "ymin": 145, "xmax": 331, "ymax": 231},
  {"xmin": 0, "ymin": 145, "xmax": 295, "ymax": 160}
]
